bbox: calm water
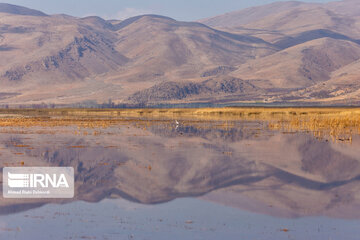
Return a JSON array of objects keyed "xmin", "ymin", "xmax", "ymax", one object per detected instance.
[{"xmin": 0, "ymin": 119, "xmax": 359, "ymax": 239}]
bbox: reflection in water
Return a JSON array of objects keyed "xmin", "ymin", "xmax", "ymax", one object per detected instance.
[{"xmin": 0, "ymin": 112, "xmax": 360, "ymax": 238}]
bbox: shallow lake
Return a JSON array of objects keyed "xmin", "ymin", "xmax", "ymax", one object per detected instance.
[{"xmin": 0, "ymin": 113, "xmax": 359, "ymax": 239}]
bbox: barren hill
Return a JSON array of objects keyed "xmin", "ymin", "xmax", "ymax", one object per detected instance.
[
  {"xmin": 0, "ymin": 10, "xmax": 275, "ymax": 105},
  {"xmin": 200, "ymin": 1, "xmax": 360, "ymax": 37},
  {"xmin": 0, "ymin": 3, "xmax": 47, "ymax": 16},
  {"xmin": 1, "ymin": 1, "xmax": 360, "ymax": 106}
]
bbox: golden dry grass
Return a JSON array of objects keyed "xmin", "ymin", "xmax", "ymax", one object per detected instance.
[{"xmin": 0, "ymin": 108, "xmax": 359, "ymax": 142}]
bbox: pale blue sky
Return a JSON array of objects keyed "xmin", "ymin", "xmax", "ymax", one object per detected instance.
[{"xmin": 4, "ymin": 0, "xmax": 334, "ymax": 21}]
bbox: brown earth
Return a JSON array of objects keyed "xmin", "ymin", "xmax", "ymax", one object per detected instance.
[{"xmin": 1, "ymin": 1, "xmax": 360, "ymax": 105}]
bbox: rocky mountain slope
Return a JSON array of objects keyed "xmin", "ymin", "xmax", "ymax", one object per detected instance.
[{"xmin": 1, "ymin": 1, "xmax": 360, "ymax": 105}]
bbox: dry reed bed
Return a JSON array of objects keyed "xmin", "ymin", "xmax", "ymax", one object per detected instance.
[{"xmin": 0, "ymin": 108, "xmax": 359, "ymax": 140}]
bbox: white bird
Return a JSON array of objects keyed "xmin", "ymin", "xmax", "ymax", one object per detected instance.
[{"xmin": 175, "ymin": 120, "xmax": 179, "ymax": 125}]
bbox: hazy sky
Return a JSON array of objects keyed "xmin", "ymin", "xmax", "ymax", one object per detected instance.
[{"xmin": 5, "ymin": 0, "xmax": 335, "ymax": 21}]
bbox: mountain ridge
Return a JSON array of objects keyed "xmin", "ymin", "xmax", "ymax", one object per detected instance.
[
  {"xmin": 0, "ymin": 3, "xmax": 47, "ymax": 16},
  {"xmin": 1, "ymin": 1, "xmax": 360, "ymax": 106}
]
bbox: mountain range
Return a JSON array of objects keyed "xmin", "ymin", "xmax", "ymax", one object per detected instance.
[{"xmin": 1, "ymin": 1, "xmax": 360, "ymax": 106}]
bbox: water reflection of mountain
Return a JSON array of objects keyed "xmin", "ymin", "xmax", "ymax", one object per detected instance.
[
  {"xmin": 0, "ymin": 122, "xmax": 360, "ymax": 218},
  {"xmin": 147, "ymin": 121, "xmax": 270, "ymax": 142}
]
